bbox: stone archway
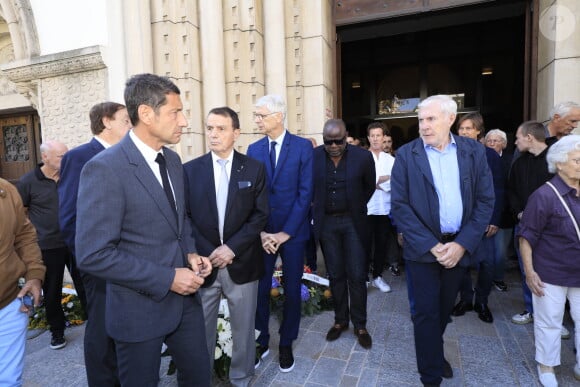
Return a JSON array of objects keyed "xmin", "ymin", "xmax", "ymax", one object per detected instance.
[
  {"xmin": 0, "ymin": 0, "xmax": 39, "ymax": 60},
  {"xmin": 0, "ymin": 0, "xmax": 40, "ymax": 181}
]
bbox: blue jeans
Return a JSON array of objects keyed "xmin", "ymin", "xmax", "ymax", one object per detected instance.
[
  {"xmin": 0, "ymin": 297, "xmax": 28, "ymax": 386},
  {"xmin": 320, "ymin": 214, "xmax": 367, "ymax": 329},
  {"xmin": 492, "ymin": 228, "xmax": 512, "ymax": 281},
  {"xmin": 514, "ymin": 224, "xmax": 533, "ymax": 313},
  {"xmin": 459, "ymin": 235, "xmax": 494, "ymax": 305}
]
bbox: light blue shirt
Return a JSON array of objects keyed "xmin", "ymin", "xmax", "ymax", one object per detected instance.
[{"xmin": 424, "ymin": 135, "xmax": 463, "ymax": 233}]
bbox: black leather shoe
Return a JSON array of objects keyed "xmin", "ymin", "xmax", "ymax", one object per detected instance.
[
  {"xmin": 443, "ymin": 358, "xmax": 453, "ymax": 378},
  {"xmin": 279, "ymin": 345, "xmax": 295, "ymax": 372},
  {"xmin": 326, "ymin": 323, "xmax": 348, "ymax": 341},
  {"xmin": 474, "ymin": 303, "xmax": 494, "ymax": 323},
  {"xmin": 354, "ymin": 328, "xmax": 372, "ymax": 349},
  {"xmin": 451, "ymin": 300, "xmax": 473, "ymax": 316}
]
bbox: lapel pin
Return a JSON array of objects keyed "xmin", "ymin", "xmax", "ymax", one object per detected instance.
[{"xmin": 0, "ymin": 188, "xmax": 6, "ymax": 198}]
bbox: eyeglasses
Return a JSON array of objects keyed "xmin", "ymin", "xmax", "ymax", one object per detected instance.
[
  {"xmin": 253, "ymin": 112, "xmax": 278, "ymax": 121},
  {"xmin": 323, "ymin": 137, "xmax": 346, "ymax": 146},
  {"xmin": 486, "ymin": 139, "xmax": 502, "ymax": 144},
  {"xmin": 570, "ymin": 158, "xmax": 580, "ymax": 165}
]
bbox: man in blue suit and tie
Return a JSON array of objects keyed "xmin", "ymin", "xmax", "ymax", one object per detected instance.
[
  {"xmin": 76, "ymin": 74, "xmax": 212, "ymax": 386},
  {"xmin": 248, "ymin": 94, "xmax": 313, "ymax": 373},
  {"xmin": 58, "ymin": 101, "xmax": 131, "ymax": 386},
  {"xmin": 391, "ymin": 95, "xmax": 494, "ymax": 387}
]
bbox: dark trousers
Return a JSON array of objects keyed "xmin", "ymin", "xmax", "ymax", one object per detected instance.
[
  {"xmin": 407, "ymin": 260, "xmax": 466, "ymax": 386},
  {"xmin": 115, "ymin": 296, "xmax": 210, "ymax": 387},
  {"xmin": 82, "ymin": 273, "xmax": 119, "ymax": 387},
  {"xmin": 368, "ymin": 215, "xmax": 395, "ymax": 278},
  {"xmin": 256, "ymin": 239, "xmax": 306, "ymax": 347},
  {"xmin": 41, "ymin": 247, "xmax": 86, "ymax": 335},
  {"xmin": 305, "ymin": 224, "xmax": 318, "ymax": 272},
  {"xmin": 459, "ymin": 236, "xmax": 494, "ymax": 305},
  {"xmin": 320, "ymin": 214, "xmax": 367, "ymax": 329}
]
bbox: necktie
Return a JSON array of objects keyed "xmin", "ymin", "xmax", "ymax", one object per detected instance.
[
  {"xmin": 216, "ymin": 159, "xmax": 229, "ymax": 241},
  {"xmin": 269, "ymin": 141, "xmax": 277, "ymax": 171},
  {"xmin": 155, "ymin": 153, "xmax": 177, "ymax": 219}
]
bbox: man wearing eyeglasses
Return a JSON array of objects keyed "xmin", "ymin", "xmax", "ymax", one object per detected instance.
[
  {"xmin": 247, "ymin": 94, "xmax": 313, "ymax": 373},
  {"xmin": 311, "ymin": 118, "xmax": 376, "ymax": 350}
]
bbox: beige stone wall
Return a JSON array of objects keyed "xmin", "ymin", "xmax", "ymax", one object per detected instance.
[
  {"xmin": 2, "ymin": 46, "xmax": 108, "ymax": 147},
  {"xmin": 149, "ymin": 0, "xmax": 335, "ymax": 161},
  {"xmin": 150, "ymin": 0, "xmax": 204, "ymax": 161},
  {"xmin": 536, "ymin": 0, "xmax": 580, "ymax": 122}
]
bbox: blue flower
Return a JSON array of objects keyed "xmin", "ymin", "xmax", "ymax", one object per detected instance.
[
  {"xmin": 300, "ymin": 284, "xmax": 310, "ymax": 301},
  {"xmin": 271, "ymin": 277, "xmax": 280, "ymax": 289}
]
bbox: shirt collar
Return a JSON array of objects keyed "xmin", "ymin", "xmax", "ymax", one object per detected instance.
[
  {"xmin": 269, "ymin": 130, "xmax": 286, "ymax": 146},
  {"xmin": 423, "ymin": 133, "xmax": 456, "ymax": 151},
  {"xmin": 211, "ymin": 150, "xmax": 234, "ymax": 164},
  {"xmin": 552, "ymin": 174, "xmax": 578, "ymax": 196},
  {"xmin": 129, "ymin": 130, "xmax": 161, "ymax": 163},
  {"xmin": 94, "ymin": 135, "xmax": 112, "ymax": 149}
]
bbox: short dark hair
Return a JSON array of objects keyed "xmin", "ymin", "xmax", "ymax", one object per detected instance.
[
  {"xmin": 208, "ymin": 107, "xmax": 240, "ymax": 129},
  {"xmin": 366, "ymin": 121, "xmax": 389, "ymax": 136},
  {"xmin": 89, "ymin": 102, "xmax": 126, "ymax": 135},
  {"xmin": 456, "ymin": 112, "xmax": 485, "ymax": 139},
  {"xmin": 124, "ymin": 73, "xmax": 180, "ymax": 127},
  {"xmin": 323, "ymin": 119, "xmax": 346, "ymax": 136},
  {"xmin": 519, "ymin": 121, "xmax": 546, "ymax": 142}
]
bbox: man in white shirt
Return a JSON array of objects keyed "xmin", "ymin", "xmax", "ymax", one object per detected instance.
[{"xmin": 366, "ymin": 122, "xmax": 396, "ymax": 292}]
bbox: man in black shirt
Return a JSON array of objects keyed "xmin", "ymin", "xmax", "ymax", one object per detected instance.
[
  {"xmin": 311, "ymin": 119, "xmax": 376, "ymax": 349},
  {"xmin": 17, "ymin": 140, "xmax": 86, "ymax": 350}
]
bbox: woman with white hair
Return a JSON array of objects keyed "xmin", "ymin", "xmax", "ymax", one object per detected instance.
[{"xmin": 518, "ymin": 135, "xmax": 580, "ymax": 386}]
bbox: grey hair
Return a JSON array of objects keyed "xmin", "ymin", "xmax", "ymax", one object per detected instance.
[
  {"xmin": 549, "ymin": 101, "xmax": 580, "ymax": 119},
  {"xmin": 418, "ymin": 95, "xmax": 457, "ymax": 116},
  {"xmin": 485, "ymin": 129, "xmax": 507, "ymax": 145},
  {"xmin": 256, "ymin": 94, "xmax": 286, "ymax": 121},
  {"xmin": 546, "ymin": 134, "xmax": 580, "ymax": 173},
  {"xmin": 39, "ymin": 142, "xmax": 50, "ymax": 155}
]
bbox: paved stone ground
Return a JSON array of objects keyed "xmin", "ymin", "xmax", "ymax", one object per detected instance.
[{"xmin": 23, "ymin": 261, "xmax": 578, "ymax": 386}]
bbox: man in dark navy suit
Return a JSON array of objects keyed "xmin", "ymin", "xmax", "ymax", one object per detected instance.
[
  {"xmin": 58, "ymin": 101, "xmax": 131, "ymax": 387},
  {"xmin": 184, "ymin": 107, "xmax": 268, "ymax": 386},
  {"xmin": 391, "ymin": 95, "xmax": 494, "ymax": 387},
  {"xmin": 311, "ymin": 119, "xmax": 376, "ymax": 350},
  {"xmin": 247, "ymin": 94, "xmax": 313, "ymax": 373}
]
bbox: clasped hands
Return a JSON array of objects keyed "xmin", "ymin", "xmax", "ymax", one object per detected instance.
[
  {"xmin": 261, "ymin": 231, "xmax": 290, "ymax": 254},
  {"xmin": 431, "ymin": 242, "xmax": 465, "ymax": 269},
  {"xmin": 171, "ymin": 253, "xmax": 211, "ymax": 296}
]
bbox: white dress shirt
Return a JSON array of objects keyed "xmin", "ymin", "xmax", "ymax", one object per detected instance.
[{"xmin": 367, "ymin": 151, "xmax": 395, "ymax": 215}]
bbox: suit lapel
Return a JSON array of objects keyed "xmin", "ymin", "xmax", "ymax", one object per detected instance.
[
  {"xmin": 259, "ymin": 138, "xmax": 274, "ymax": 182},
  {"xmin": 412, "ymin": 140, "xmax": 435, "ymax": 188},
  {"xmin": 226, "ymin": 151, "xmax": 244, "ymax": 220},
  {"xmin": 202, "ymin": 154, "xmax": 219, "ymax": 226},
  {"xmin": 273, "ymin": 133, "xmax": 290, "ymax": 182},
  {"xmin": 122, "ymin": 137, "xmax": 178, "ymax": 234}
]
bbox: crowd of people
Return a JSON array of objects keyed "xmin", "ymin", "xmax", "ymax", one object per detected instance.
[{"xmin": 0, "ymin": 73, "xmax": 578, "ymax": 387}]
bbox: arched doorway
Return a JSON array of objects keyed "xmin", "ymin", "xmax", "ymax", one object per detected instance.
[{"xmin": 0, "ymin": 0, "xmax": 41, "ymax": 181}]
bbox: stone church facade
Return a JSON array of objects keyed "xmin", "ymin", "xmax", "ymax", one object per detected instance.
[{"xmin": 0, "ymin": 0, "xmax": 578, "ymax": 181}]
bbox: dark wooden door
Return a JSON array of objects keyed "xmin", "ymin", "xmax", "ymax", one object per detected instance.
[{"xmin": 0, "ymin": 114, "xmax": 40, "ymax": 182}]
